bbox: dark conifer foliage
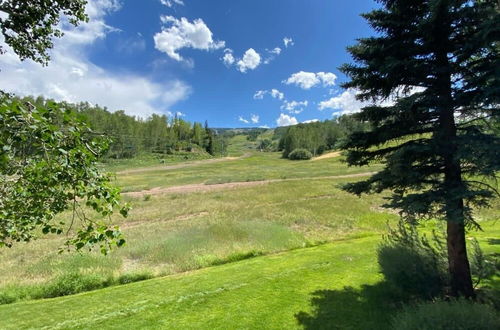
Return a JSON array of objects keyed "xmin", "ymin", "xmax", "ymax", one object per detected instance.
[
  {"xmin": 340, "ymin": 0, "xmax": 499, "ymax": 298},
  {"xmin": 277, "ymin": 116, "xmax": 367, "ymax": 158},
  {"xmin": 14, "ymin": 96, "xmax": 227, "ymax": 158}
]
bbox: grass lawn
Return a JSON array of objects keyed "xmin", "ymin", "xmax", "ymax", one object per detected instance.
[
  {"xmin": 0, "ymin": 237, "xmax": 401, "ymax": 329},
  {"xmin": 1, "ymin": 229, "xmax": 498, "ymax": 330}
]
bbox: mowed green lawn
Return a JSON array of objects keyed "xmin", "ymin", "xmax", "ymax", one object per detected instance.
[{"xmin": 1, "ymin": 228, "xmax": 498, "ymax": 330}]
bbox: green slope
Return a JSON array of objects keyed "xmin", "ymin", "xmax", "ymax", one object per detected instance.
[
  {"xmin": 1, "ymin": 236, "xmax": 391, "ymax": 329},
  {"xmin": 2, "ymin": 224, "xmax": 498, "ymax": 330}
]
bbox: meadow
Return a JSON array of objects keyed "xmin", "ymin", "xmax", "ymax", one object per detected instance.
[{"xmin": 0, "ymin": 134, "xmax": 498, "ymax": 328}]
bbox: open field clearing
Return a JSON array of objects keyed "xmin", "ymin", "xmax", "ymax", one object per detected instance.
[
  {"xmin": 115, "ymin": 151, "xmax": 383, "ymax": 193},
  {"xmin": 0, "ymin": 140, "xmax": 498, "ymax": 311},
  {"xmin": 122, "ymin": 172, "xmax": 377, "ymax": 197},
  {"xmin": 0, "ymin": 176, "xmax": 398, "ymax": 294},
  {"xmin": 117, "ymin": 153, "xmax": 250, "ymax": 175}
]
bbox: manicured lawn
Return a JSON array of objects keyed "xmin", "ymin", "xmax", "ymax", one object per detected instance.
[{"xmin": 0, "ymin": 237, "xmax": 391, "ymax": 329}]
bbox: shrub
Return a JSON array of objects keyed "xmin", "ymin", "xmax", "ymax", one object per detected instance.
[
  {"xmin": 37, "ymin": 273, "xmax": 111, "ymax": 299},
  {"xmin": 0, "ymin": 291, "xmax": 17, "ymax": 305},
  {"xmin": 469, "ymin": 238, "xmax": 497, "ymax": 288},
  {"xmin": 391, "ymin": 299, "xmax": 500, "ymax": 330},
  {"xmin": 378, "ymin": 220, "xmax": 449, "ymax": 300},
  {"xmin": 117, "ymin": 272, "xmax": 153, "ymax": 284},
  {"xmin": 288, "ymin": 148, "xmax": 313, "ymax": 160}
]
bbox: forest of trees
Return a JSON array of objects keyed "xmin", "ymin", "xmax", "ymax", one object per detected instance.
[
  {"xmin": 276, "ymin": 115, "xmax": 367, "ymax": 158},
  {"xmin": 15, "ymin": 96, "xmax": 228, "ymax": 159}
]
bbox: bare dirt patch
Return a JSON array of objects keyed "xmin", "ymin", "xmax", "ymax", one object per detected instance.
[
  {"xmin": 312, "ymin": 151, "xmax": 342, "ymax": 161},
  {"xmin": 123, "ymin": 172, "xmax": 377, "ymax": 198}
]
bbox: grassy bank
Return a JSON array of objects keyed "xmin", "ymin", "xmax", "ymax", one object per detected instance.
[{"xmin": 1, "ymin": 232, "xmax": 498, "ymax": 329}]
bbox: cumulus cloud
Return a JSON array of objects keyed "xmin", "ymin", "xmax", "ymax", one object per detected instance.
[
  {"xmin": 0, "ymin": 0, "xmax": 191, "ymax": 118},
  {"xmin": 263, "ymin": 46, "xmax": 283, "ymax": 64},
  {"xmin": 319, "ymin": 88, "xmax": 395, "ymax": 115},
  {"xmin": 283, "ymin": 37, "xmax": 294, "ymax": 48},
  {"xmin": 238, "ymin": 114, "xmax": 260, "ymax": 124},
  {"xmin": 276, "ymin": 113, "xmax": 298, "ymax": 127},
  {"xmin": 281, "ymin": 100, "xmax": 308, "ymax": 114},
  {"xmin": 269, "ymin": 47, "xmax": 282, "ymax": 55},
  {"xmin": 238, "ymin": 116, "xmax": 250, "ymax": 124},
  {"xmin": 160, "ymin": 0, "xmax": 184, "ymax": 7},
  {"xmin": 270, "ymin": 89, "xmax": 285, "ymax": 100},
  {"xmin": 283, "ymin": 71, "xmax": 337, "ymax": 89},
  {"xmin": 253, "ymin": 90, "xmax": 266, "ymax": 100},
  {"xmin": 303, "ymin": 119, "xmax": 319, "ymax": 124},
  {"xmin": 251, "ymin": 114, "xmax": 260, "ymax": 124},
  {"xmin": 154, "ymin": 16, "xmax": 225, "ymax": 62},
  {"xmin": 237, "ymin": 48, "xmax": 261, "ymax": 73},
  {"xmin": 222, "ymin": 48, "xmax": 235, "ymax": 66},
  {"xmin": 254, "ymin": 89, "xmax": 284, "ymax": 100}
]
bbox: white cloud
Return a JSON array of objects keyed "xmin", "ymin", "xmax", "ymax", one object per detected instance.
[
  {"xmin": 318, "ymin": 88, "xmax": 395, "ymax": 115},
  {"xmin": 238, "ymin": 114, "xmax": 259, "ymax": 124},
  {"xmin": 276, "ymin": 113, "xmax": 298, "ymax": 127},
  {"xmin": 222, "ymin": 49, "xmax": 235, "ymax": 66},
  {"xmin": 269, "ymin": 47, "xmax": 281, "ymax": 55},
  {"xmin": 251, "ymin": 114, "xmax": 260, "ymax": 124},
  {"xmin": 319, "ymin": 88, "xmax": 363, "ymax": 114},
  {"xmin": 237, "ymin": 48, "xmax": 261, "ymax": 73},
  {"xmin": 283, "ymin": 37, "xmax": 294, "ymax": 48},
  {"xmin": 283, "ymin": 71, "xmax": 337, "ymax": 89},
  {"xmin": 270, "ymin": 89, "xmax": 284, "ymax": 100},
  {"xmin": 160, "ymin": 0, "xmax": 184, "ymax": 7},
  {"xmin": 238, "ymin": 116, "xmax": 250, "ymax": 124},
  {"xmin": 254, "ymin": 89, "xmax": 284, "ymax": 100},
  {"xmin": 253, "ymin": 90, "xmax": 266, "ymax": 100},
  {"xmin": 319, "ymin": 87, "xmax": 425, "ymax": 115},
  {"xmin": 281, "ymin": 100, "xmax": 308, "ymax": 114},
  {"xmin": 263, "ymin": 46, "xmax": 283, "ymax": 64},
  {"xmin": 303, "ymin": 119, "xmax": 319, "ymax": 124},
  {"xmin": 0, "ymin": 0, "xmax": 191, "ymax": 118},
  {"xmin": 317, "ymin": 72, "xmax": 337, "ymax": 86},
  {"xmin": 259, "ymin": 125, "xmax": 270, "ymax": 129},
  {"xmin": 154, "ymin": 16, "xmax": 225, "ymax": 62}
]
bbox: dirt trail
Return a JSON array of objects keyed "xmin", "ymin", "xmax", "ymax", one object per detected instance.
[
  {"xmin": 312, "ymin": 151, "xmax": 341, "ymax": 161},
  {"xmin": 118, "ymin": 153, "xmax": 251, "ymax": 175},
  {"xmin": 123, "ymin": 172, "xmax": 377, "ymax": 198}
]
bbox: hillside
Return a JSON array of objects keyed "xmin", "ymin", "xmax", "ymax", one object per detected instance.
[{"xmin": 1, "ymin": 133, "xmax": 499, "ymax": 329}]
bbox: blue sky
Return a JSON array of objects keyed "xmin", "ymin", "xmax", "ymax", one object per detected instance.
[{"xmin": 0, "ymin": 0, "xmax": 380, "ymax": 127}]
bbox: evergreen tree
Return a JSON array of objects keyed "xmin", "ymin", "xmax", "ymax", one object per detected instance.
[{"xmin": 340, "ymin": 0, "xmax": 499, "ymax": 298}]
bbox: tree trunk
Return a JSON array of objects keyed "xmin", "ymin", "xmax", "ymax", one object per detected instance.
[
  {"xmin": 441, "ymin": 103, "xmax": 475, "ymax": 298},
  {"xmin": 433, "ymin": 6, "xmax": 475, "ymax": 297},
  {"xmin": 446, "ymin": 213, "xmax": 475, "ymax": 298}
]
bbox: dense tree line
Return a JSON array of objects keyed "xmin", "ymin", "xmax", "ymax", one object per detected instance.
[
  {"xmin": 277, "ymin": 115, "xmax": 367, "ymax": 158},
  {"xmin": 15, "ymin": 96, "xmax": 227, "ymax": 158}
]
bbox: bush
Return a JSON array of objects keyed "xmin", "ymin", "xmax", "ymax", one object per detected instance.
[
  {"xmin": 288, "ymin": 148, "xmax": 313, "ymax": 160},
  {"xmin": 391, "ymin": 299, "xmax": 500, "ymax": 330},
  {"xmin": 117, "ymin": 272, "xmax": 153, "ymax": 284},
  {"xmin": 36, "ymin": 273, "xmax": 111, "ymax": 299},
  {"xmin": 378, "ymin": 220, "xmax": 449, "ymax": 300}
]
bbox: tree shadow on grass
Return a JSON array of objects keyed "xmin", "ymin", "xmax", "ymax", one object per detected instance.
[
  {"xmin": 487, "ymin": 238, "xmax": 500, "ymax": 245},
  {"xmin": 295, "ymin": 282, "xmax": 399, "ymax": 330}
]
